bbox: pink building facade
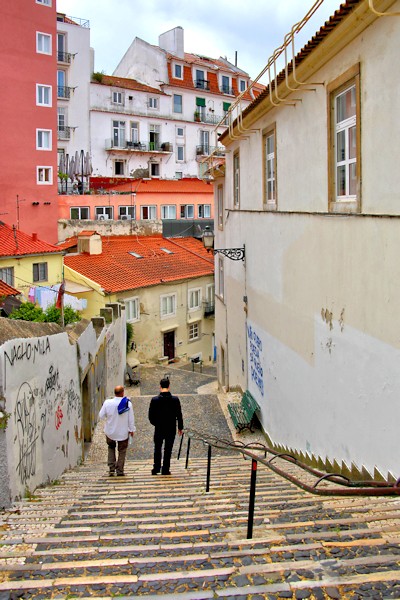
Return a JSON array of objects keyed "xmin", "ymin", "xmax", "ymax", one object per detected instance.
[{"xmin": 1, "ymin": 1, "xmax": 59, "ymax": 243}]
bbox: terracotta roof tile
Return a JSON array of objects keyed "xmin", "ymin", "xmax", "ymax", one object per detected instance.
[
  {"xmin": 89, "ymin": 177, "xmax": 214, "ymax": 194},
  {"xmin": 95, "ymin": 75, "xmax": 165, "ymax": 95},
  {"xmin": 0, "ymin": 280, "xmax": 20, "ymax": 297},
  {"xmin": 0, "ymin": 222, "xmax": 62, "ymax": 258},
  {"xmin": 64, "ymin": 235, "xmax": 214, "ymax": 294}
]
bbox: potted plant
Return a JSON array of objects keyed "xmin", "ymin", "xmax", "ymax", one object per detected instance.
[{"xmin": 194, "ymin": 110, "xmax": 201, "ymax": 122}]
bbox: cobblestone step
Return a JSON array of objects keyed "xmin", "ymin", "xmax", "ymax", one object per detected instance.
[{"xmin": 1, "ymin": 455, "xmax": 400, "ymax": 598}]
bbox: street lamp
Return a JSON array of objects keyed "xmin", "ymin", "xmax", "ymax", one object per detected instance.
[{"xmin": 202, "ymin": 226, "xmax": 245, "ymax": 261}]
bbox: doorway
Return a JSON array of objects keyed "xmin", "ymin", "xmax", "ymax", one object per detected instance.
[{"xmin": 163, "ymin": 330, "xmax": 175, "ymax": 361}]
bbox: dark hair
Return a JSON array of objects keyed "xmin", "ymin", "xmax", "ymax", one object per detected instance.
[{"xmin": 160, "ymin": 378, "xmax": 170, "ymax": 389}]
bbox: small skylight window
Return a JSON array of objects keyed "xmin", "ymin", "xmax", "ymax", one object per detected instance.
[
  {"xmin": 129, "ymin": 251, "xmax": 143, "ymax": 258},
  {"xmin": 161, "ymin": 248, "xmax": 173, "ymax": 254}
]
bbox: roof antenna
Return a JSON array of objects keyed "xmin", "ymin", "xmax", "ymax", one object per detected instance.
[{"xmin": 235, "ymin": 51, "xmax": 237, "ymax": 67}]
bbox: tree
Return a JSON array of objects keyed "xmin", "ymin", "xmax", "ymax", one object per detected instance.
[
  {"xmin": 9, "ymin": 302, "xmax": 81, "ymax": 326},
  {"xmin": 9, "ymin": 302, "xmax": 45, "ymax": 322}
]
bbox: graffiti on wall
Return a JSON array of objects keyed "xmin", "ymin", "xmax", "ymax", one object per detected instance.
[
  {"xmin": 106, "ymin": 331, "xmax": 122, "ymax": 384},
  {"xmin": 248, "ymin": 324, "xmax": 264, "ymax": 397},
  {"xmin": 14, "ymin": 382, "xmax": 37, "ymax": 485}
]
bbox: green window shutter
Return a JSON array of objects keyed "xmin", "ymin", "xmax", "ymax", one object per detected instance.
[
  {"xmin": 196, "ymin": 97, "xmax": 206, "ymax": 107},
  {"xmin": 223, "ymin": 102, "xmax": 231, "ymax": 111}
]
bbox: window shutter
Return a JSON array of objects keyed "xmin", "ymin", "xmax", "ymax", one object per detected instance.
[
  {"xmin": 196, "ymin": 97, "xmax": 206, "ymax": 107},
  {"xmin": 223, "ymin": 102, "xmax": 231, "ymax": 111}
]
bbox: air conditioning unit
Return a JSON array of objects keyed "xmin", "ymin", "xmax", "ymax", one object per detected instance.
[
  {"xmin": 120, "ymin": 215, "xmax": 132, "ymax": 220},
  {"xmin": 98, "ymin": 215, "xmax": 109, "ymax": 221}
]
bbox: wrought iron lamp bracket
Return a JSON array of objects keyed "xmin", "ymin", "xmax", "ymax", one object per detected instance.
[{"xmin": 212, "ymin": 247, "xmax": 245, "ymax": 261}]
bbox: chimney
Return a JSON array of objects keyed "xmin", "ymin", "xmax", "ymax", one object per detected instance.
[
  {"xmin": 32, "ymin": 233, "xmax": 38, "ymax": 242},
  {"xmin": 159, "ymin": 27, "xmax": 184, "ymax": 59},
  {"xmin": 77, "ymin": 232, "xmax": 102, "ymax": 255}
]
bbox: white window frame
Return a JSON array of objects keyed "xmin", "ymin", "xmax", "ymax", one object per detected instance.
[
  {"xmin": 130, "ymin": 122, "xmax": 139, "ymax": 143},
  {"xmin": 125, "ymin": 297, "xmax": 140, "ymax": 323},
  {"xmin": 36, "ymin": 84, "xmax": 52, "ymax": 106},
  {"xmin": 33, "ymin": 262, "xmax": 48, "ymax": 283},
  {"xmin": 0, "ymin": 267, "xmax": 14, "ymax": 286},
  {"xmin": 95, "ymin": 206, "xmax": 113, "ymax": 220},
  {"xmin": 180, "ymin": 204, "xmax": 194, "ymax": 219},
  {"xmin": 37, "ymin": 166, "xmax": 52, "ymax": 184},
  {"xmin": 119, "ymin": 205, "xmax": 135, "ymax": 219},
  {"xmin": 114, "ymin": 160, "xmax": 126, "ymax": 176},
  {"xmin": 176, "ymin": 145, "xmax": 184, "ymax": 162},
  {"xmin": 218, "ymin": 257, "xmax": 224, "ymax": 300},
  {"xmin": 217, "ymin": 184, "xmax": 224, "ymax": 229},
  {"xmin": 70, "ymin": 207, "xmax": 90, "ymax": 219},
  {"xmin": 176, "ymin": 127, "xmax": 184, "ymax": 138},
  {"xmin": 239, "ymin": 79, "xmax": 246, "ymax": 92},
  {"xmin": 112, "ymin": 120, "xmax": 125, "ymax": 148},
  {"xmin": 188, "ymin": 322, "xmax": 200, "ymax": 342},
  {"xmin": 36, "ymin": 0, "xmax": 52, "ymax": 5},
  {"xmin": 140, "ymin": 205, "xmax": 157, "ymax": 220},
  {"xmin": 206, "ymin": 283, "xmax": 215, "ymax": 303},
  {"xmin": 160, "ymin": 293, "xmax": 177, "ymax": 319},
  {"xmin": 175, "ymin": 171, "xmax": 183, "ymax": 179},
  {"xmin": 264, "ymin": 129, "xmax": 276, "ymax": 207},
  {"xmin": 221, "ymin": 75, "xmax": 231, "ymax": 94},
  {"xmin": 174, "ymin": 64, "xmax": 183, "ymax": 79},
  {"xmin": 36, "ymin": 129, "xmax": 52, "ymax": 150},
  {"xmin": 148, "ymin": 96, "xmax": 159, "ymax": 110},
  {"xmin": 188, "ymin": 288, "xmax": 202, "ymax": 311},
  {"xmin": 335, "ymin": 84, "xmax": 357, "ymax": 201},
  {"xmin": 112, "ymin": 91, "xmax": 124, "ymax": 105},
  {"xmin": 233, "ymin": 152, "xmax": 240, "ymax": 207},
  {"xmin": 173, "ymin": 94, "xmax": 183, "ymax": 114},
  {"xmin": 36, "ymin": 32, "xmax": 52, "ymax": 55},
  {"xmin": 161, "ymin": 205, "xmax": 176, "ymax": 219},
  {"xmin": 198, "ymin": 204, "xmax": 211, "ymax": 219},
  {"xmin": 150, "ymin": 162, "xmax": 160, "ymax": 178}
]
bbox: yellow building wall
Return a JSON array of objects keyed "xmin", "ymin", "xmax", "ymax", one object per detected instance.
[{"xmin": 0, "ymin": 254, "xmax": 63, "ymax": 301}]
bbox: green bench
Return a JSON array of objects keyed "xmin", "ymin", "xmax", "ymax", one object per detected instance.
[{"xmin": 228, "ymin": 390, "xmax": 260, "ymax": 433}]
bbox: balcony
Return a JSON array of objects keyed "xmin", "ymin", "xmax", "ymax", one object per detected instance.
[
  {"xmin": 58, "ymin": 126, "xmax": 72, "ymax": 140},
  {"xmin": 195, "ymin": 79, "xmax": 210, "ymax": 91},
  {"xmin": 196, "ymin": 145, "xmax": 225, "ymax": 157},
  {"xmin": 57, "ymin": 86, "xmax": 74, "ymax": 99},
  {"xmin": 57, "ymin": 51, "xmax": 72, "ymax": 64},
  {"xmin": 105, "ymin": 140, "xmax": 173, "ymax": 152},
  {"xmin": 203, "ymin": 300, "xmax": 215, "ymax": 317},
  {"xmin": 193, "ymin": 113, "xmax": 225, "ymax": 125},
  {"xmin": 220, "ymin": 85, "xmax": 235, "ymax": 95}
]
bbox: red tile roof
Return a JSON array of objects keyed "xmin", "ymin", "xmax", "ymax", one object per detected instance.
[
  {"xmin": 0, "ymin": 280, "xmax": 20, "ymax": 297},
  {"xmin": 94, "ymin": 75, "xmax": 166, "ymax": 95},
  {"xmin": 64, "ymin": 235, "xmax": 214, "ymax": 294},
  {"xmin": 89, "ymin": 177, "xmax": 214, "ymax": 194},
  {"xmin": 0, "ymin": 222, "xmax": 62, "ymax": 258}
]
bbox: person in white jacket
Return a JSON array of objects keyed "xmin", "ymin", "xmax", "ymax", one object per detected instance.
[{"xmin": 99, "ymin": 385, "xmax": 135, "ymax": 476}]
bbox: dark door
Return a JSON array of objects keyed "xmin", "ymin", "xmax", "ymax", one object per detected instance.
[{"xmin": 163, "ymin": 331, "xmax": 175, "ymax": 361}]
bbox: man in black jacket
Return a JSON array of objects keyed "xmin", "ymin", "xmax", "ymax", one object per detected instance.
[{"xmin": 148, "ymin": 377, "xmax": 183, "ymax": 475}]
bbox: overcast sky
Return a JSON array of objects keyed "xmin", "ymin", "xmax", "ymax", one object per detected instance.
[{"xmin": 55, "ymin": 0, "xmax": 342, "ymax": 82}]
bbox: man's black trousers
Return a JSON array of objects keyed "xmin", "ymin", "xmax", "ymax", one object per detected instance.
[{"xmin": 153, "ymin": 428, "xmax": 176, "ymax": 474}]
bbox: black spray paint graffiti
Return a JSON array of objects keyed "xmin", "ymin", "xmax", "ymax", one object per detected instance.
[
  {"xmin": 4, "ymin": 338, "xmax": 51, "ymax": 387},
  {"xmin": 66, "ymin": 380, "xmax": 81, "ymax": 419},
  {"xmin": 14, "ymin": 382, "xmax": 38, "ymax": 485}
]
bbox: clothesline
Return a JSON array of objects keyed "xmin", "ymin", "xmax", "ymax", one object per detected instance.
[{"xmin": 28, "ymin": 284, "xmax": 87, "ymax": 311}]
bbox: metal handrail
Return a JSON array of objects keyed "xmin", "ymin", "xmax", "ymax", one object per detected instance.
[{"xmin": 178, "ymin": 428, "xmax": 400, "ymax": 539}]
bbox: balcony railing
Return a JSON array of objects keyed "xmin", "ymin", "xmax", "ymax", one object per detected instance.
[
  {"xmin": 220, "ymin": 85, "xmax": 235, "ymax": 95},
  {"xmin": 196, "ymin": 145, "xmax": 225, "ymax": 157},
  {"xmin": 194, "ymin": 113, "xmax": 225, "ymax": 125},
  {"xmin": 203, "ymin": 301, "xmax": 215, "ymax": 317},
  {"xmin": 58, "ymin": 126, "xmax": 72, "ymax": 140},
  {"xmin": 57, "ymin": 51, "xmax": 72, "ymax": 64},
  {"xmin": 105, "ymin": 140, "xmax": 173, "ymax": 152},
  {"xmin": 57, "ymin": 86, "xmax": 73, "ymax": 99},
  {"xmin": 195, "ymin": 79, "xmax": 210, "ymax": 90}
]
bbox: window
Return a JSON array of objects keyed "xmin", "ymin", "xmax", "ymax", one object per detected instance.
[
  {"xmin": 180, "ymin": 204, "xmax": 194, "ymax": 219},
  {"xmin": 195, "ymin": 97, "xmax": 206, "ymax": 121},
  {"xmin": 33, "ymin": 263, "xmax": 48, "ymax": 282},
  {"xmin": 149, "ymin": 124, "xmax": 160, "ymax": 150},
  {"xmin": 233, "ymin": 152, "xmax": 240, "ymax": 207},
  {"xmin": 221, "ymin": 75, "xmax": 231, "ymax": 94},
  {"xmin": 161, "ymin": 205, "xmax": 176, "ymax": 219},
  {"xmin": 0, "ymin": 267, "xmax": 14, "ymax": 286},
  {"xmin": 70, "ymin": 207, "xmax": 89, "ymax": 219},
  {"xmin": 223, "ymin": 102, "xmax": 231, "ymax": 115},
  {"xmin": 188, "ymin": 322, "xmax": 200, "ymax": 341},
  {"xmin": 175, "ymin": 171, "xmax": 183, "ymax": 179},
  {"xmin": 148, "ymin": 96, "xmax": 159, "ymax": 109},
  {"xmin": 218, "ymin": 257, "xmax": 224, "ymax": 299},
  {"xmin": 36, "ymin": 84, "xmax": 52, "ymax": 106},
  {"xmin": 140, "ymin": 205, "xmax": 156, "ymax": 220},
  {"xmin": 239, "ymin": 79, "xmax": 246, "ymax": 92},
  {"xmin": 125, "ymin": 297, "xmax": 140, "ymax": 322},
  {"xmin": 198, "ymin": 204, "xmax": 211, "ymax": 218},
  {"xmin": 217, "ymin": 185, "xmax": 224, "ymax": 229},
  {"xmin": 57, "ymin": 106, "xmax": 68, "ymax": 138},
  {"xmin": 199, "ymin": 130, "xmax": 209, "ymax": 155},
  {"xmin": 119, "ymin": 206, "xmax": 135, "ymax": 220},
  {"xmin": 188, "ymin": 288, "xmax": 201, "ymax": 310},
  {"xmin": 173, "ymin": 94, "xmax": 182, "ymax": 113},
  {"xmin": 37, "ymin": 167, "xmax": 52, "ymax": 184},
  {"xmin": 112, "ymin": 120, "xmax": 125, "ymax": 147},
  {"xmin": 114, "ymin": 160, "xmax": 125, "ymax": 175},
  {"xmin": 160, "ymin": 293, "xmax": 176, "ymax": 318},
  {"xmin": 131, "ymin": 122, "xmax": 139, "ymax": 143},
  {"xmin": 176, "ymin": 127, "xmax": 184, "ymax": 137},
  {"xmin": 150, "ymin": 162, "xmax": 160, "ymax": 178},
  {"xmin": 57, "ymin": 70, "xmax": 69, "ymax": 98},
  {"xmin": 328, "ymin": 65, "xmax": 360, "ymax": 210},
  {"xmin": 174, "ymin": 64, "xmax": 182, "ymax": 79},
  {"xmin": 37, "ymin": 129, "xmax": 51, "ymax": 150},
  {"xmin": 264, "ymin": 129, "xmax": 276, "ymax": 208},
  {"xmin": 37, "ymin": 32, "xmax": 51, "ymax": 54},
  {"xmin": 112, "ymin": 91, "xmax": 123, "ymax": 105},
  {"xmin": 36, "ymin": 0, "xmax": 52, "ymax": 5},
  {"xmin": 57, "ymin": 33, "xmax": 68, "ymax": 62},
  {"xmin": 176, "ymin": 146, "xmax": 184, "ymax": 161},
  {"xmin": 95, "ymin": 206, "xmax": 113, "ymax": 220},
  {"xmin": 195, "ymin": 69, "xmax": 208, "ymax": 90}
]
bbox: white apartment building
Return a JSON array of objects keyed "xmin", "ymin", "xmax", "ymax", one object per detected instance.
[{"xmin": 89, "ymin": 27, "xmax": 262, "ymax": 181}]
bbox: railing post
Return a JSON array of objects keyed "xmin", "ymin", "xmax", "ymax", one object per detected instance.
[
  {"xmin": 185, "ymin": 436, "xmax": 191, "ymax": 469},
  {"xmin": 247, "ymin": 458, "xmax": 258, "ymax": 539},
  {"xmin": 206, "ymin": 444, "xmax": 212, "ymax": 492},
  {"xmin": 177, "ymin": 432, "xmax": 184, "ymax": 460}
]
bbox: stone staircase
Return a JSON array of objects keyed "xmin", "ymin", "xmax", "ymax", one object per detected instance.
[{"xmin": 1, "ymin": 453, "xmax": 400, "ymax": 599}]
